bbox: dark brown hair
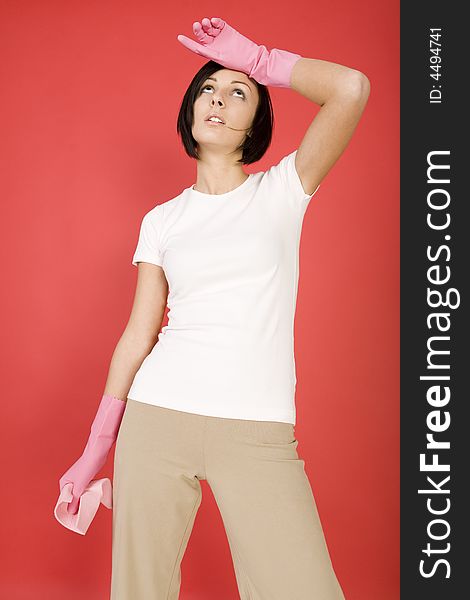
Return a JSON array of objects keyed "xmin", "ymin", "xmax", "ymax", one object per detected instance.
[{"xmin": 176, "ymin": 60, "xmax": 274, "ymax": 165}]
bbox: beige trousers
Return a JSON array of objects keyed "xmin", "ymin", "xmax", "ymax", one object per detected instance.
[{"xmin": 111, "ymin": 399, "xmax": 346, "ymax": 600}]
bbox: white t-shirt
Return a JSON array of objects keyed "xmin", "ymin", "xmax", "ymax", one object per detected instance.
[{"xmin": 127, "ymin": 149, "xmax": 320, "ymax": 425}]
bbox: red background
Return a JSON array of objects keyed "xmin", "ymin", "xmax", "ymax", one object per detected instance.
[{"xmin": 0, "ymin": 1, "xmax": 399, "ymax": 598}]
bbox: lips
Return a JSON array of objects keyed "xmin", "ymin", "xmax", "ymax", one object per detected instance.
[{"xmin": 205, "ymin": 114, "xmax": 225, "ymax": 124}]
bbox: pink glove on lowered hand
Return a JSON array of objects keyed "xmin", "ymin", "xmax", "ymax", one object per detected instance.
[
  {"xmin": 54, "ymin": 478, "xmax": 112, "ymax": 535},
  {"xmin": 177, "ymin": 17, "xmax": 302, "ymax": 88},
  {"xmin": 58, "ymin": 394, "xmax": 127, "ymax": 516}
]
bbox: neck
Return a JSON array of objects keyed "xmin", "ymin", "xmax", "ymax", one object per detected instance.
[{"xmin": 193, "ymin": 152, "xmax": 248, "ymax": 195}]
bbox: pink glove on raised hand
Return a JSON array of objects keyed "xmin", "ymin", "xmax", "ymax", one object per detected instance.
[
  {"xmin": 177, "ymin": 17, "xmax": 302, "ymax": 89},
  {"xmin": 58, "ymin": 394, "xmax": 127, "ymax": 515}
]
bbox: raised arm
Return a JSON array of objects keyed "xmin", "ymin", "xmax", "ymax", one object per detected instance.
[
  {"xmin": 290, "ymin": 58, "xmax": 370, "ymax": 195},
  {"xmin": 176, "ymin": 17, "xmax": 370, "ymax": 199}
]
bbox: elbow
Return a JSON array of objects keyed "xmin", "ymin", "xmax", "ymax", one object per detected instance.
[
  {"xmin": 337, "ymin": 70, "xmax": 371, "ymax": 101},
  {"xmin": 349, "ymin": 71, "xmax": 371, "ymax": 99},
  {"xmin": 357, "ymin": 71, "xmax": 371, "ymax": 99}
]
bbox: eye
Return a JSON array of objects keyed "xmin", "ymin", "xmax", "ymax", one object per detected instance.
[{"xmin": 200, "ymin": 84, "xmax": 245, "ymax": 99}]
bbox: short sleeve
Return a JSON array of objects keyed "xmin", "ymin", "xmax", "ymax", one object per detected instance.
[
  {"xmin": 131, "ymin": 205, "xmax": 164, "ymax": 267},
  {"xmin": 271, "ymin": 149, "xmax": 320, "ymax": 208}
]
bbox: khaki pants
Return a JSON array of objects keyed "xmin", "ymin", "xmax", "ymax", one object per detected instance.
[{"xmin": 111, "ymin": 399, "xmax": 346, "ymax": 600}]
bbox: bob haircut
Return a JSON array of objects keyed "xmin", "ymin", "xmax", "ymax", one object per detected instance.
[{"xmin": 177, "ymin": 60, "xmax": 274, "ymax": 165}]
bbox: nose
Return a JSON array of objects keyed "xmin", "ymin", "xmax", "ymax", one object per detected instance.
[{"xmin": 211, "ymin": 96, "xmax": 224, "ymax": 107}]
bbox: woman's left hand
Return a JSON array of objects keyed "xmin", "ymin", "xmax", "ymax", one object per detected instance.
[
  {"xmin": 177, "ymin": 17, "xmax": 302, "ymax": 89},
  {"xmin": 177, "ymin": 17, "xmax": 264, "ymax": 82}
]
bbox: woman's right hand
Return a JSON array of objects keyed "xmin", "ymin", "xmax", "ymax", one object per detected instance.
[
  {"xmin": 58, "ymin": 394, "xmax": 127, "ymax": 515},
  {"xmin": 59, "ymin": 446, "xmax": 109, "ymax": 514}
]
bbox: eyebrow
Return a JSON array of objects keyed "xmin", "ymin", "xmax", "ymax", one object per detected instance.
[{"xmin": 205, "ymin": 76, "xmax": 252, "ymax": 92}]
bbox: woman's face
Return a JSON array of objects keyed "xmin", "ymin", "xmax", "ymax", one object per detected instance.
[{"xmin": 192, "ymin": 68, "xmax": 259, "ymax": 156}]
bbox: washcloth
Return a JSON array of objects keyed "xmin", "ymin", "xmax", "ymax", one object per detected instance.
[{"xmin": 54, "ymin": 478, "xmax": 112, "ymax": 535}]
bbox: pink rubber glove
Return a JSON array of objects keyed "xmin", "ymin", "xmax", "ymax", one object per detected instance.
[
  {"xmin": 58, "ymin": 394, "xmax": 127, "ymax": 515},
  {"xmin": 54, "ymin": 478, "xmax": 113, "ymax": 535},
  {"xmin": 177, "ymin": 17, "xmax": 302, "ymax": 88}
]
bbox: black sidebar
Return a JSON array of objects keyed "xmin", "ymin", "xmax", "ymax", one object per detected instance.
[{"xmin": 401, "ymin": 3, "xmax": 468, "ymax": 599}]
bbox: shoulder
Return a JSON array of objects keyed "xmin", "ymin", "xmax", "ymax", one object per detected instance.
[
  {"xmin": 257, "ymin": 149, "xmax": 320, "ymax": 205},
  {"xmin": 142, "ymin": 191, "xmax": 184, "ymax": 222}
]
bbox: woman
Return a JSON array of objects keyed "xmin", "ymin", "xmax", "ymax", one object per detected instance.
[{"xmin": 59, "ymin": 16, "xmax": 370, "ymax": 600}]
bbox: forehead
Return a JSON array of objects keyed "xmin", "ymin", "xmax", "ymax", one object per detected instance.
[{"xmin": 205, "ymin": 69, "xmax": 253, "ymax": 85}]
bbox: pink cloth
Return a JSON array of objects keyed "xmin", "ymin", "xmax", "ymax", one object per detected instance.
[{"xmin": 54, "ymin": 478, "xmax": 112, "ymax": 535}]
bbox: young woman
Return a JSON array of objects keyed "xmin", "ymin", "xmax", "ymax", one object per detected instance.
[{"xmin": 59, "ymin": 16, "xmax": 370, "ymax": 600}]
